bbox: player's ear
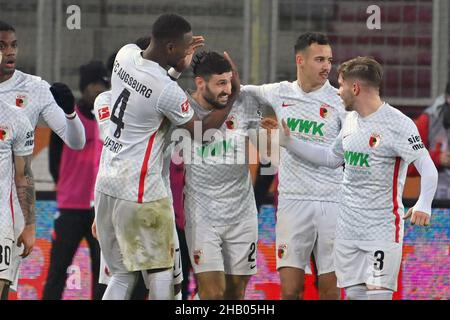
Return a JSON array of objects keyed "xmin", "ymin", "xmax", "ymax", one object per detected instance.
[
  {"xmin": 295, "ymin": 53, "xmax": 303, "ymax": 65},
  {"xmin": 194, "ymin": 76, "xmax": 205, "ymax": 90},
  {"xmin": 352, "ymin": 82, "xmax": 360, "ymax": 96}
]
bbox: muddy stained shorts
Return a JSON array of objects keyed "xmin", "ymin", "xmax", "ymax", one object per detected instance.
[{"xmin": 95, "ymin": 191, "xmax": 175, "ymax": 273}]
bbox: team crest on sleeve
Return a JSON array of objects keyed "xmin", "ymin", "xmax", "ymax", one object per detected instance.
[
  {"xmin": 369, "ymin": 133, "xmax": 381, "ymax": 148},
  {"xmin": 193, "ymin": 249, "xmax": 203, "ymax": 265},
  {"xmin": 16, "ymin": 94, "xmax": 28, "ymax": 108},
  {"xmin": 319, "ymin": 103, "xmax": 331, "ymax": 118},
  {"xmin": 0, "ymin": 125, "xmax": 10, "ymax": 141},
  {"xmin": 98, "ymin": 105, "xmax": 110, "ymax": 121},
  {"xmin": 181, "ymin": 98, "xmax": 190, "ymax": 114},
  {"xmin": 225, "ymin": 114, "xmax": 238, "ymax": 130},
  {"xmin": 277, "ymin": 244, "xmax": 287, "ymax": 259}
]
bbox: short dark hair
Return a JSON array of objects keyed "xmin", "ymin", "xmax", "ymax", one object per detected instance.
[
  {"xmin": 192, "ymin": 51, "xmax": 232, "ymax": 80},
  {"xmin": 0, "ymin": 21, "xmax": 15, "ymax": 32},
  {"xmin": 294, "ymin": 32, "xmax": 330, "ymax": 53},
  {"xmin": 338, "ymin": 56, "xmax": 383, "ymax": 89},
  {"xmin": 152, "ymin": 14, "xmax": 191, "ymax": 41}
]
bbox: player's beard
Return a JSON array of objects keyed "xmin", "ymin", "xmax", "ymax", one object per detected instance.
[
  {"xmin": 0, "ymin": 64, "xmax": 15, "ymax": 76},
  {"xmin": 203, "ymin": 85, "xmax": 228, "ymax": 109}
]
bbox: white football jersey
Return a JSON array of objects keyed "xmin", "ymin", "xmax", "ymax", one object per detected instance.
[
  {"xmin": 93, "ymin": 89, "xmax": 174, "ymax": 201},
  {"xmin": 0, "ymin": 101, "xmax": 34, "ymax": 232},
  {"xmin": 95, "ymin": 44, "xmax": 193, "ymax": 203},
  {"xmin": 243, "ymin": 80, "xmax": 346, "ymax": 202},
  {"xmin": 183, "ymin": 91, "xmax": 260, "ymax": 226},
  {"xmin": 0, "ymin": 70, "xmax": 82, "ymax": 141},
  {"xmin": 331, "ymin": 103, "xmax": 428, "ymax": 242}
]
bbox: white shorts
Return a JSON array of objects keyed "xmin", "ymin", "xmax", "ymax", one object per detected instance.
[
  {"xmin": 276, "ymin": 199, "xmax": 338, "ymax": 275},
  {"xmin": 98, "ymin": 223, "xmax": 183, "ymax": 287},
  {"xmin": 0, "ymin": 227, "xmax": 15, "ymax": 283},
  {"xmin": 334, "ymin": 239, "xmax": 402, "ymax": 292},
  {"xmin": 95, "ymin": 191, "xmax": 175, "ymax": 273},
  {"xmin": 185, "ymin": 216, "xmax": 258, "ymax": 275}
]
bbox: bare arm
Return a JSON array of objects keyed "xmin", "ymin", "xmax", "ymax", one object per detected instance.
[{"xmin": 14, "ymin": 154, "xmax": 36, "ymax": 257}]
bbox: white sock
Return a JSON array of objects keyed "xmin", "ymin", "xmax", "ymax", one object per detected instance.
[
  {"xmin": 367, "ymin": 289, "xmax": 393, "ymax": 300},
  {"xmin": 345, "ymin": 285, "xmax": 368, "ymax": 300},
  {"xmin": 147, "ymin": 269, "xmax": 174, "ymax": 300},
  {"xmin": 174, "ymin": 291, "xmax": 182, "ymax": 300},
  {"xmin": 102, "ymin": 272, "xmax": 138, "ymax": 300}
]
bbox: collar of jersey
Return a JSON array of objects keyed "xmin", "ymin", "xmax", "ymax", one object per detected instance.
[
  {"xmin": 358, "ymin": 102, "xmax": 387, "ymax": 122},
  {"xmin": 0, "ymin": 70, "xmax": 19, "ymax": 90},
  {"xmin": 292, "ymin": 79, "xmax": 329, "ymax": 97},
  {"xmin": 134, "ymin": 51, "xmax": 167, "ymax": 76}
]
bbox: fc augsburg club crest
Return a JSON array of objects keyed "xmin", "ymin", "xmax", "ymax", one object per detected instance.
[
  {"xmin": 0, "ymin": 126, "xmax": 10, "ymax": 141},
  {"xmin": 278, "ymin": 244, "xmax": 287, "ymax": 259},
  {"xmin": 319, "ymin": 103, "xmax": 331, "ymax": 118},
  {"xmin": 193, "ymin": 249, "xmax": 203, "ymax": 265},
  {"xmin": 16, "ymin": 94, "xmax": 28, "ymax": 108},
  {"xmin": 369, "ymin": 133, "xmax": 381, "ymax": 148}
]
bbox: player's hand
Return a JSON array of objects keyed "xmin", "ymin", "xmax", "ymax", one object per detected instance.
[
  {"xmin": 91, "ymin": 220, "xmax": 97, "ymax": 239},
  {"xmin": 223, "ymin": 51, "xmax": 240, "ymax": 99},
  {"xmin": 439, "ymin": 151, "xmax": 450, "ymax": 167},
  {"xmin": 175, "ymin": 36, "xmax": 205, "ymax": 73},
  {"xmin": 17, "ymin": 224, "xmax": 36, "ymax": 258},
  {"xmin": 50, "ymin": 82, "xmax": 75, "ymax": 115},
  {"xmin": 403, "ymin": 208, "xmax": 431, "ymax": 226},
  {"xmin": 261, "ymin": 118, "xmax": 290, "ymax": 146}
]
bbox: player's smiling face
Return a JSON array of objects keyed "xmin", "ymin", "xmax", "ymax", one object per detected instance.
[
  {"xmin": 0, "ymin": 31, "xmax": 18, "ymax": 77},
  {"xmin": 338, "ymin": 73, "xmax": 355, "ymax": 111},
  {"xmin": 202, "ymin": 72, "xmax": 233, "ymax": 109},
  {"xmin": 297, "ymin": 43, "xmax": 332, "ymax": 88}
]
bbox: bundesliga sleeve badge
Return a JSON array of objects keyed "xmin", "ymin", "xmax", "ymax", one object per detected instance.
[{"xmin": 98, "ymin": 105, "xmax": 110, "ymax": 121}]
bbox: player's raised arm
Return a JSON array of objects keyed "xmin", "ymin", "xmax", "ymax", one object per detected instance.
[
  {"xmin": 261, "ymin": 117, "xmax": 344, "ymax": 168},
  {"xmin": 43, "ymin": 82, "xmax": 86, "ymax": 150}
]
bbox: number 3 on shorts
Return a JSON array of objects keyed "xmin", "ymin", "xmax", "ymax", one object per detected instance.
[{"xmin": 374, "ymin": 250, "xmax": 384, "ymax": 271}]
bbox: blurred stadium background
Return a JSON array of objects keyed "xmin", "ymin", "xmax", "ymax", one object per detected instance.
[{"xmin": 1, "ymin": 0, "xmax": 448, "ymax": 300}]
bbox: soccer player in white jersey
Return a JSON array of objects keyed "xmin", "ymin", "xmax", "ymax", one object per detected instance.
[
  {"xmin": 0, "ymin": 20, "xmax": 86, "ymax": 292},
  {"xmin": 94, "ymin": 14, "xmax": 240, "ymax": 300},
  {"xmin": 93, "ymin": 37, "xmax": 185, "ymax": 300},
  {"xmin": 0, "ymin": 100, "xmax": 35, "ymax": 299},
  {"xmin": 179, "ymin": 51, "xmax": 260, "ymax": 300},
  {"xmin": 243, "ymin": 32, "xmax": 345, "ymax": 299},
  {"xmin": 263, "ymin": 56, "xmax": 438, "ymax": 300},
  {"xmin": 93, "ymin": 94, "xmax": 184, "ymax": 300}
]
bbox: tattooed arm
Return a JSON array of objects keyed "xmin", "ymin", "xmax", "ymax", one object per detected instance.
[{"xmin": 14, "ymin": 154, "xmax": 36, "ymax": 258}]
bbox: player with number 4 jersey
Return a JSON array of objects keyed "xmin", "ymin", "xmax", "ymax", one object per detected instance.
[{"xmin": 94, "ymin": 14, "xmax": 240, "ymax": 300}]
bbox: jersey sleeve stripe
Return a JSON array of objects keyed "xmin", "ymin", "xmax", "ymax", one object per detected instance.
[
  {"xmin": 137, "ymin": 130, "xmax": 158, "ymax": 203},
  {"xmin": 392, "ymin": 157, "xmax": 401, "ymax": 243},
  {"xmin": 10, "ymin": 187, "xmax": 15, "ymax": 226}
]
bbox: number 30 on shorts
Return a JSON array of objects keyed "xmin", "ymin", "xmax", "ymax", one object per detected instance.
[{"xmin": 0, "ymin": 244, "xmax": 11, "ymax": 266}]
